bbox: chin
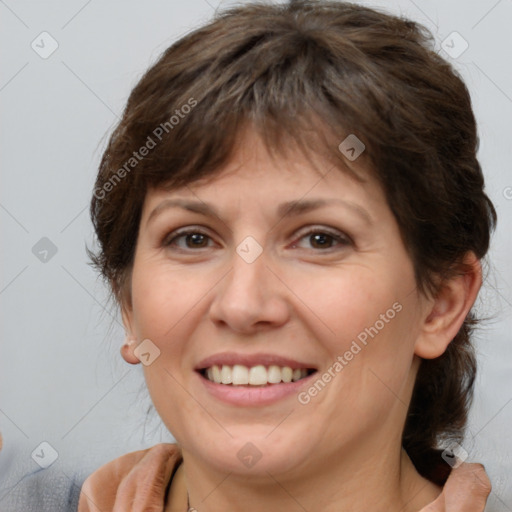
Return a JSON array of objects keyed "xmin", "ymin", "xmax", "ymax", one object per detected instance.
[{"xmin": 187, "ymin": 434, "xmax": 310, "ymax": 476}]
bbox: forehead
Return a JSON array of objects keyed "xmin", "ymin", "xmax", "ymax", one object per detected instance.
[
  {"xmin": 145, "ymin": 128, "xmax": 378, "ymax": 207},
  {"xmin": 140, "ymin": 130, "xmax": 390, "ymax": 233}
]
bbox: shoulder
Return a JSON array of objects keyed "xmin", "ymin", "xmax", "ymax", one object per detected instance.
[{"xmin": 78, "ymin": 443, "xmax": 182, "ymax": 512}]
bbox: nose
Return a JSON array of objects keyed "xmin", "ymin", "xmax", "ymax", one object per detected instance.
[{"xmin": 208, "ymin": 246, "xmax": 290, "ymax": 334}]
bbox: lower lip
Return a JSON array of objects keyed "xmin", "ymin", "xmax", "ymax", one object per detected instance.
[{"xmin": 196, "ymin": 371, "xmax": 317, "ymax": 407}]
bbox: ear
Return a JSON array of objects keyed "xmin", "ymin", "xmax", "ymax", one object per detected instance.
[
  {"xmin": 414, "ymin": 252, "xmax": 482, "ymax": 359},
  {"xmin": 120, "ymin": 302, "xmax": 140, "ymax": 365}
]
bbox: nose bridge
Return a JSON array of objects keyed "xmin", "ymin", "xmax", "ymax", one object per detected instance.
[
  {"xmin": 225, "ymin": 241, "xmax": 268, "ymax": 304},
  {"xmin": 209, "ymin": 239, "xmax": 289, "ymax": 331}
]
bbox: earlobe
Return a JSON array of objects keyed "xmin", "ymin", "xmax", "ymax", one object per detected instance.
[
  {"xmin": 414, "ymin": 252, "xmax": 482, "ymax": 360},
  {"xmin": 121, "ymin": 335, "xmax": 140, "ymax": 365}
]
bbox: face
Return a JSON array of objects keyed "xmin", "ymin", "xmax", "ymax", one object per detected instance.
[{"xmin": 123, "ymin": 129, "xmax": 430, "ymax": 478}]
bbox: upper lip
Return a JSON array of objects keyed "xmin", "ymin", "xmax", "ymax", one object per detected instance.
[{"xmin": 195, "ymin": 352, "xmax": 318, "ymax": 371}]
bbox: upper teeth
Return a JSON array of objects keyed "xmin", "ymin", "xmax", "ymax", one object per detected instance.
[{"xmin": 205, "ymin": 364, "xmax": 309, "ymax": 386}]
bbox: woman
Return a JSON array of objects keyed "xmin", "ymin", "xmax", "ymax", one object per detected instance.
[{"xmin": 79, "ymin": 1, "xmax": 495, "ymax": 510}]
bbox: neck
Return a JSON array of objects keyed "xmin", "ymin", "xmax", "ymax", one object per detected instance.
[{"xmin": 181, "ymin": 440, "xmax": 441, "ymax": 512}]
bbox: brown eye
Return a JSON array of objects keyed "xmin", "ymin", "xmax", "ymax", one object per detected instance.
[
  {"xmin": 184, "ymin": 233, "xmax": 209, "ymax": 248},
  {"xmin": 163, "ymin": 229, "xmax": 214, "ymax": 250},
  {"xmin": 293, "ymin": 228, "xmax": 351, "ymax": 251},
  {"xmin": 309, "ymin": 233, "xmax": 336, "ymax": 249}
]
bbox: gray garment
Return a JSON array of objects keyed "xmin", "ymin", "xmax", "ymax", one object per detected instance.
[
  {"xmin": 0, "ymin": 469, "xmax": 83, "ymax": 512},
  {"xmin": 0, "ymin": 442, "xmax": 88, "ymax": 512}
]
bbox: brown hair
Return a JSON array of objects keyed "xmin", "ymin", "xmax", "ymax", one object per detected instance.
[{"xmin": 90, "ymin": 0, "xmax": 496, "ymax": 485}]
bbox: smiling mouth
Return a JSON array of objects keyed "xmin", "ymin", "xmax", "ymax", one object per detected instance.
[{"xmin": 199, "ymin": 364, "xmax": 317, "ymax": 386}]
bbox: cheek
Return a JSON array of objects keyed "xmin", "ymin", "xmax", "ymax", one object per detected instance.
[
  {"xmin": 288, "ymin": 264, "xmax": 408, "ymax": 350},
  {"xmin": 289, "ymin": 263, "xmax": 419, "ymax": 404},
  {"xmin": 130, "ymin": 262, "xmax": 208, "ymax": 340},
  {"xmin": 130, "ymin": 263, "xmax": 207, "ymax": 426}
]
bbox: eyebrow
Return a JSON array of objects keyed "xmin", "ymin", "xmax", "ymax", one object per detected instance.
[
  {"xmin": 147, "ymin": 197, "xmax": 373, "ymax": 226},
  {"xmin": 276, "ymin": 199, "xmax": 372, "ymax": 224}
]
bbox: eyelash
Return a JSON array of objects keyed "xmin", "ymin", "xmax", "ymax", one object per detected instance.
[{"xmin": 162, "ymin": 226, "xmax": 352, "ymax": 252}]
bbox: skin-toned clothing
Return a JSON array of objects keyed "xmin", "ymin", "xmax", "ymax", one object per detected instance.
[
  {"xmin": 77, "ymin": 443, "xmax": 491, "ymax": 512},
  {"xmin": 78, "ymin": 444, "xmax": 186, "ymax": 512}
]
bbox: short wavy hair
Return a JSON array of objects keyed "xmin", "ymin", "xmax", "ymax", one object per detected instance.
[{"xmin": 90, "ymin": 0, "xmax": 496, "ymax": 485}]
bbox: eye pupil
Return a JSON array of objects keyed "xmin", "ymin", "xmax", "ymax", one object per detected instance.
[
  {"xmin": 187, "ymin": 233, "xmax": 207, "ymax": 247},
  {"xmin": 310, "ymin": 233, "xmax": 332, "ymax": 248}
]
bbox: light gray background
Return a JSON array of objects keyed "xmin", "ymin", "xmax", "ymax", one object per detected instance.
[{"xmin": 1, "ymin": 0, "xmax": 511, "ymax": 510}]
